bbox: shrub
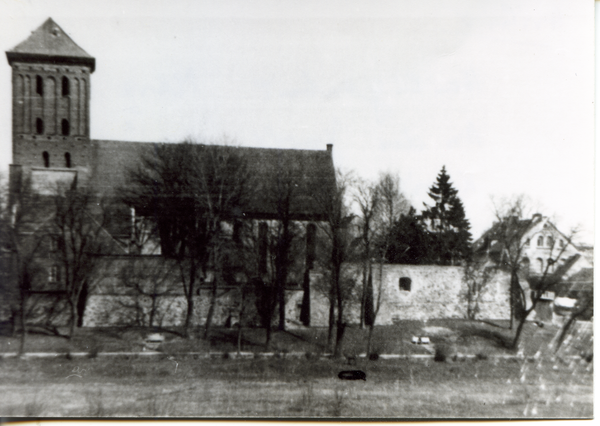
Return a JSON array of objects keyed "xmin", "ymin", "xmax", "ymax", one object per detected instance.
[{"xmin": 434, "ymin": 346, "xmax": 448, "ymax": 362}]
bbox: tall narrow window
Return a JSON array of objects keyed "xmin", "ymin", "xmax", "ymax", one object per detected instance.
[
  {"xmin": 537, "ymin": 258, "xmax": 544, "ymax": 274},
  {"xmin": 547, "ymin": 258, "xmax": 555, "ymax": 273},
  {"xmin": 49, "ymin": 265, "xmax": 59, "ymax": 283},
  {"xmin": 61, "ymin": 76, "xmax": 69, "ymax": 96},
  {"xmin": 64, "ymin": 152, "xmax": 71, "ymax": 168},
  {"xmin": 36, "ymin": 118, "xmax": 44, "ymax": 134},
  {"xmin": 546, "ymin": 236, "xmax": 554, "ymax": 247},
  {"xmin": 36, "ymin": 75, "xmax": 43, "ymax": 96},
  {"xmin": 42, "ymin": 151, "xmax": 49, "ymax": 168},
  {"xmin": 61, "ymin": 119, "xmax": 70, "ymax": 136},
  {"xmin": 537, "ymin": 236, "xmax": 543, "ymax": 247}
]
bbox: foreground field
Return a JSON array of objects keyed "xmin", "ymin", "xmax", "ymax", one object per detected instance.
[{"xmin": 0, "ymin": 354, "xmax": 592, "ymax": 418}]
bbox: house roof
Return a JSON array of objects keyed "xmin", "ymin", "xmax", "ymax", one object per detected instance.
[
  {"xmin": 90, "ymin": 140, "xmax": 336, "ymax": 221},
  {"xmin": 568, "ymin": 267, "xmax": 593, "ymax": 285},
  {"xmin": 473, "ymin": 216, "xmax": 536, "ymax": 255},
  {"xmin": 6, "ymin": 18, "xmax": 95, "ymax": 71}
]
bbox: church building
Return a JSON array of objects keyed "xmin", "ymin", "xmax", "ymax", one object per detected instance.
[{"xmin": 4, "ymin": 18, "xmax": 337, "ymax": 329}]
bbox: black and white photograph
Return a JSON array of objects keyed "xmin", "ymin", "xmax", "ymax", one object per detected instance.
[{"xmin": 0, "ymin": 0, "xmax": 594, "ymax": 419}]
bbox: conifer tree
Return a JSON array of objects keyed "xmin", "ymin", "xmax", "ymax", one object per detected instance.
[{"xmin": 421, "ymin": 166, "xmax": 472, "ymax": 265}]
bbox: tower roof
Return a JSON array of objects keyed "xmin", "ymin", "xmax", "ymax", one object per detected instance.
[{"xmin": 6, "ymin": 18, "xmax": 95, "ymax": 71}]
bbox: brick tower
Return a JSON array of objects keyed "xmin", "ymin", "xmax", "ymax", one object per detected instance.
[{"xmin": 6, "ymin": 18, "xmax": 95, "ymax": 188}]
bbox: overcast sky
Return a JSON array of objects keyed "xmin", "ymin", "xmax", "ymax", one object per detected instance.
[{"xmin": 0, "ymin": 0, "xmax": 595, "ymax": 243}]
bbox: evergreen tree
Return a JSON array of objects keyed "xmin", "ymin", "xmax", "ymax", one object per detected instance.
[
  {"xmin": 421, "ymin": 166, "xmax": 472, "ymax": 265},
  {"xmin": 384, "ymin": 207, "xmax": 432, "ymax": 264}
]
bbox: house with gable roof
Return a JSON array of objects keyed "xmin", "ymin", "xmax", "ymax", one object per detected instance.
[{"xmin": 473, "ymin": 214, "xmax": 593, "ymax": 322}]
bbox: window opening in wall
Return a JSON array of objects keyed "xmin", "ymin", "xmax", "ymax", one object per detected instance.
[
  {"xmin": 62, "ymin": 76, "xmax": 69, "ymax": 96},
  {"xmin": 36, "ymin": 118, "xmax": 44, "ymax": 135},
  {"xmin": 547, "ymin": 258, "xmax": 555, "ymax": 273},
  {"xmin": 36, "ymin": 75, "xmax": 43, "ymax": 96},
  {"xmin": 49, "ymin": 265, "xmax": 59, "ymax": 283},
  {"xmin": 537, "ymin": 258, "xmax": 544, "ymax": 274},
  {"xmin": 399, "ymin": 277, "xmax": 412, "ymax": 292},
  {"xmin": 524, "ymin": 239, "xmax": 530, "ymax": 246},
  {"xmin": 537, "ymin": 236, "xmax": 543, "ymax": 247},
  {"xmin": 42, "ymin": 151, "xmax": 49, "ymax": 168},
  {"xmin": 61, "ymin": 119, "xmax": 70, "ymax": 136},
  {"xmin": 559, "ymin": 240, "xmax": 565, "ymax": 248},
  {"xmin": 546, "ymin": 236, "xmax": 554, "ymax": 247},
  {"xmin": 65, "ymin": 152, "xmax": 71, "ymax": 168}
]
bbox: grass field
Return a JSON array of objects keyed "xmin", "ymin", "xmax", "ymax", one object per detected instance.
[
  {"xmin": 0, "ymin": 354, "xmax": 592, "ymax": 418},
  {"xmin": 0, "ymin": 319, "xmax": 592, "ymax": 418}
]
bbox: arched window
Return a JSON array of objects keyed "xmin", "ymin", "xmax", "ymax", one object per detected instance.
[
  {"xmin": 537, "ymin": 258, "xmax": 544, "ymax": 273},
  {"xmin": 64, "ymin": 152, "xmax": 71, "ymax": 168},
  {"xmin": 547, "ymin": 258, "xmax": 555, "ymax": 273},
  {"xmin": 42, "ymin": 151, "xmax": 49, "ymax": 168},
  {"xmin": 559, "ymin": 240, "xmax": 565, "ymax": 248},
  {"xmin": 524, "ymin": 239, "xmax": 530, "ymax": 246},
  {"xmin": 546, "ymin": 236, "xmax": 554, "ymax": 247},
  {"xmin": 399, "ymin": 277, "xmax": 412, "ymax": 292},
  {"xmin": 537, "ymin": 236, "xmax": 544, "ymax": 247},
  {"xmin": 36, "ymin": 75, "xmax": 43, "ymax": 96},
  {"xmin": 36, "ymin": 118, "xmax": 44, "ymax": 135},
  {"xmin": 61, "ymin": 76, "xmax": 69, "ymax": 96},
  {"xmin": 61, "ymin": 119, "xmax": 70, "ymax": 136}
]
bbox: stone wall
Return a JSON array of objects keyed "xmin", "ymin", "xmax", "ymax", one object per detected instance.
[{"xmin": 79, "ymin": 263, "xmax": 522, "ymax": 327}]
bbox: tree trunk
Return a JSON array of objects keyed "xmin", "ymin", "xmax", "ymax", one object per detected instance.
[
  {"xmin": 366, "ymin": 324, "xmax": 375, "ymax": 357},
  {"xmin": 18, "ymin": 292, "xmax": 26, "ymax": 355},
  {"xmin": 203, "ymin": 278, "xmax": 218, "ymax": 340},
  {"xmin": 300, "ymin": 270, "xmax": 311, "ymax": 326},
  {"xmin": 511, "ymin": 314, "xmax": 528, "ymax": 350},
  {"xmin": 68, "ymin": 300, "xmax": 77, "ymax": 339},
  {"xmin": 327, "ymin": 292, "xmax": 335, "ymax": 347},
  {"xmin": 183, "ymin": 261, "xmax": 196, "ymax": 338}
]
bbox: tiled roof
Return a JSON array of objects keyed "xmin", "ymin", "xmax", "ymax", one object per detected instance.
[
  {"xmin": 6, "ymin": 18, "xmax": 95, "ymax": 71},
  {"xmin": 90, "ymin": 140, "xmax": 336, "ymax": 221}
]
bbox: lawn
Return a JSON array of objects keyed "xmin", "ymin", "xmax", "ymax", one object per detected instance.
[
  {"xmin": 0, "ymin": 319, "xmax": 592, "ymax": 418},
  {"xmin": 0, "ymin": 319, "xmax": 565, "ymax": 358},
  {"xmin": 0, "ymin": 353, "xmax": 592, "ymax": 418}
]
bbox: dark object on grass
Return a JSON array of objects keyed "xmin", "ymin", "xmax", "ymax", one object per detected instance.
[
  {"xmin": 534, "ymin": 321, "xmax": 544, "ymax": 328},
  {"xmin": 434, "ymin": 346, "xmax": 447, "ymax": 362},
  {"xmin": 368, "ymin": 353, "xmax": 379, "ymax": 361},
  {"xmin": 338, "ymin": 370, "xmax": 366, "ymax": 381}
]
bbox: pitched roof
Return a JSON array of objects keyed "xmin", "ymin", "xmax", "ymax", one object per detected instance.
[
  {"xmin": 90, "ymin": 140, "xmax": 336, "ymax": 221},
  {"xmin": 473, "ymin": 217, "xmax": 535, "ymax": 254},
  {"xmin": 6, "ymin": 18, "xmax": 95, "ymax": 71}
]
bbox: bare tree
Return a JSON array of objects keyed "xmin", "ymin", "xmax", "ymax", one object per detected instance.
[
  {"xmin": 462, "ymin": 259, "xmax": 496, "ymax": 320},
  {"xmin": 313, "ymin": 170, "xmax": 358, "ymax": 357},
  {"xmin": 123, "ymin": 139, "xmax": 251, "ymax": 338},
  {"xmin": 52, "ymin": 184, "xmax": 113, "ymax": 338},
  {"xmin": 489, "ymin": 196, "xmax": 575, "ymax": 348},
  {"xmin": 117, "ymin": 257, "xmax": 179, "ymax": 329},
  {"xmin": 353, "ymin": 178, "xmax": 380, "ymax": 328},
  {"xmin": 0, "ymin": 175, "xmax": 46, "ymax": 352}
]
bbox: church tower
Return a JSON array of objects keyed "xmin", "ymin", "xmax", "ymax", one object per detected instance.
[{"xmin": 6, "ymin": 18, "xmax": 95, "ymax": 179}]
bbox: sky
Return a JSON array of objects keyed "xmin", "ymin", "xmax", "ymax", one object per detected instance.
[{"xmin": 0, "ymin": 0, "xmax": 595, "ymax": 244}]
